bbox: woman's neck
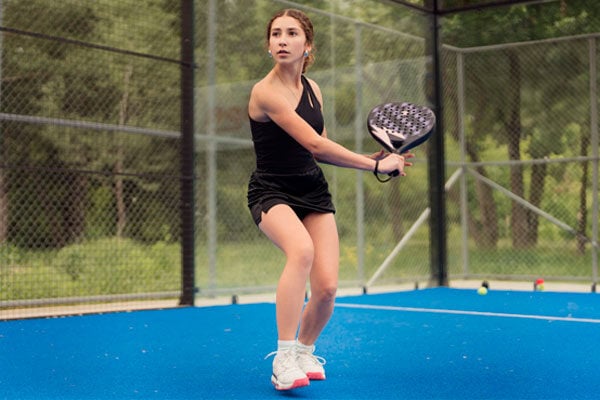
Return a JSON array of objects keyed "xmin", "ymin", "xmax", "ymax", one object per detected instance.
[{"xmin": 274, "ymin": 65, "xmax": 302, "ymax": 88}]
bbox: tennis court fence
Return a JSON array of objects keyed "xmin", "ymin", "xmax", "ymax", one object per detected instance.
[{"xmin": 0, "ymin": 0, "xmax": 598, "ymax": 318}]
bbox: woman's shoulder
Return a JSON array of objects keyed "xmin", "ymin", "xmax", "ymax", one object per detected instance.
[
  {"xmin": 250, "ymin": 75, "xmax": 275, "ymax": 103},
  {"xmin": 249, "ymin": 75, "xmax": 280, "ymax": 121}
]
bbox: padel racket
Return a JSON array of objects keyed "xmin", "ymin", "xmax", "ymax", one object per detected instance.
[{"xmin": 367, "ymin": 102, "xmax": 435, "ymax": 181}]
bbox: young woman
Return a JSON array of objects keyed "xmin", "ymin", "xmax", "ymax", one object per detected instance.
[{"xmin": 247, "ymin": 8, "xmax": 413, "ymax": 391}]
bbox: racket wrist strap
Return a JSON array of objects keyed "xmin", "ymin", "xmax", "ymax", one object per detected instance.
[{"xmin": 373, "ymin": 160, "xmax": 392, "ymax": 183}]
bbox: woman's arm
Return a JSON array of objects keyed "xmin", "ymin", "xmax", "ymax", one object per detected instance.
[{"xmin": 251, "ymin": 77, "xmax": 411, "ymax": 176}]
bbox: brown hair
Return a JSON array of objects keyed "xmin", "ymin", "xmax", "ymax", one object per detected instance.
[{"xmin": 266, "ymin": 9, "xmax": 315, "ymax": 73}]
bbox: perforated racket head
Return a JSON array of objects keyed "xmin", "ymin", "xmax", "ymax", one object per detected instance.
[{"xmin": 367, "ymin": 102, "xmax": 435, "ymax": 154}]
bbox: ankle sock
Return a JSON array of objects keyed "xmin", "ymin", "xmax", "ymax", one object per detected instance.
[
  {"xmin": 296, "ymin": 341, "xmax": 315, "ymax": 353},
  {"xmin": 277, "ymin": 340, "xmax": 296, "ymax": 351}
]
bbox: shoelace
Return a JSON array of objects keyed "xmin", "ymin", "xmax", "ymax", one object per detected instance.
[
  {"xmin": 296, "ymin": 350, "xmax": 326, "ymax": 366},
  {"xmin": 264, "ymin": 349, "xmax": 304, "ymax": 374},
  {"xmin": 265, "ymin": 349, "xmax": 326, "ymax": 365},
  {"xmin": 264, "ymin": 350, "xmax": 279, "ymax": 360},
  {"xmin": 264, "ymin": 349, "xmax": 294, "ymax": 361},
  {"xmin": 265, "ymin": 349, "xmax": 326, "ymax": 366}
]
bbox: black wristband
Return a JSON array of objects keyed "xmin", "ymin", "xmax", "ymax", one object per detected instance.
[{"xmin": 373, "ymin": 159, "xmax": 392, "ymax": 183}]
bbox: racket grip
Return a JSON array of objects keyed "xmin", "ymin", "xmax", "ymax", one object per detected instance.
[{"xmin": 390, "ymin": 170, "xmax": 400, "ymax": 177}]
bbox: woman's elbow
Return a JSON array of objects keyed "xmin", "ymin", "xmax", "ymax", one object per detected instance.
[{"xmin": 305, "ymin": 138, "xmax": 328, "ymax": 158}]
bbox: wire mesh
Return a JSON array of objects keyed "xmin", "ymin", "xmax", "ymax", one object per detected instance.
[
  {"xmin": 440, "ymin": 1, "xmax": 600, "ymax": 288},
  {"xmin": 1, "ymin": 0, "xmax": 599, "ymax": 319},
  {"xmin": 0, "ymin": 0, "xmax": 182, "ymax": 317}
]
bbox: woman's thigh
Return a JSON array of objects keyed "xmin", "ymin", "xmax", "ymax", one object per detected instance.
[
  {"xmin": 302, "ymin": 212, "xmax": 339, "ymax": 288},
  {"xmin": 258, "ymin": 204, "xmax": 314, "ymax": 260}
]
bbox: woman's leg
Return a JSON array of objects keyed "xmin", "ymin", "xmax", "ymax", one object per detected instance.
[
  {"xmin": 297, "ymin": 212, "xmax": 339, "ymax": 346},
  {"xmin": 258, "ymin": 204, "xmax": 315, "ymax": 341}
]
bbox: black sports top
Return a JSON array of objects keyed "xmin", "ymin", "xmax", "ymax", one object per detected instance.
[
  {"xmin": 249, "ymin": 75, "xmax": 324, "ymax": 174},
  {"xmin": 247, "ymin": 75, "xmax": 334, "ymax": 225}
]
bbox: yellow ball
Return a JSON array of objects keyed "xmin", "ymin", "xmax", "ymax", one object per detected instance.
[{"xmin": 477, "ymin": 286, "xmax": 488, "ymax": 295}]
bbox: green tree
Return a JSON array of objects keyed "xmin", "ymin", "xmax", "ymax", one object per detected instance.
[
  {"xmin": 443, "ymin": 0, "xmax": 600, "ymax": 248},
  {"xmin": 1, "ymin": 0, "xmax": 181, "ymax": 247},
  {"xmin": 0, "ymin": 0, "xmax": 98, "ymax": 247}
]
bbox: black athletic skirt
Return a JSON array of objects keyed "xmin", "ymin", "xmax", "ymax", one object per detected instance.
[{"xmin": 247, "ymin": 165, "xmax": 336, "ymax": 225}]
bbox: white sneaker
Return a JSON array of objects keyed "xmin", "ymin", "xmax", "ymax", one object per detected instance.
[
  {"xmin": 296, "ymin": 345, "xmax": 326, "ymax": 380},
  {"xmin": 265, "ymin": 349, "xmax": 309, "ymax": 390}
]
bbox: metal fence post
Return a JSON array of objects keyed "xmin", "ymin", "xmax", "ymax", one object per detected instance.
[
  {"xmin": 456, "ymin": 51, "xmax": 470, "ymax": 278},
  {"xmin": 426, "ymin": 0, "xmax": 448, "ymax": 286},
  {"xmin": 354, "ymin": 23, "xmax": 366, "ymax": 284},
  {"xmin": 589, "ymin": 37, "xmax": 599, "ymax": 288},
  {"xmin": 180, "ymin": 0, "xmax": 196, "ymax": 306}
]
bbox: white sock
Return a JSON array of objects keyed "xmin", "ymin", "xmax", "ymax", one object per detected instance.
[
  {"xmin": 296, "ymin": 340, "xmax": 315, "ymax": 353},
  {"xmin": 277, "ymin": 340, "xmax": 296, "ymax": 351}
]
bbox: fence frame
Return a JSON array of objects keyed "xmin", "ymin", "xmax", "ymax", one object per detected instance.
[
  {"xmin": 365, "ymin": 34, "xmax": 600, "ymax": 291},
  {"xmin": 1, "ymin": 1, "xmax": 599, "ymax": 316}
]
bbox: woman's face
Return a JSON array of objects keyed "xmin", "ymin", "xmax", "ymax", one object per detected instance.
[{"xmin": 269, "ymin": 16, "xmax": 310, "ymax": 65}]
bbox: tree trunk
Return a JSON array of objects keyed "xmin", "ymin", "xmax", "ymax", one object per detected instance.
[
  {"xmin": 64, "ymin": 172, "xmax": 88, "ymax": 245},
  {"xmin": 0, "ymin": 124, "xmax": 7, "ymax": 244},
  {"xmin": 577, "ymin": 130, "xmax": 590, "ymax": 254},
  {"xmin": 525, "ymin": 162, "xmax": 547, "ymax": 246},
  {"xmin": 505, "ymin": 51, "xmax": 528, "ymax": 249},
  {"xmin": 472, "ymin": 165, "xmax": 499, "ymax": 248},
  {"xmin": 114, "ymin": 146, "xmax": 126, "ymax": 238},
  {"xmin": 0, "ymin": 167, "xmax": 7, "ymax": 244},
  {"xmin": 469, "ymin": 102, "xmax": 499, "ymax": 248},
  {"xmin": 115, "ymin": 65, "xmax": 133, "ymax": 238}
]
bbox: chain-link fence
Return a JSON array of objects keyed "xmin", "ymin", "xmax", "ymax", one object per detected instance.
[
  {"xmin": 364, "ymin": 2, "xmax": 599, "ymax": 292},
  {"xmin": 0, "ymin": 0, "xmax": 183, "ymax": 317},
  {"xmin": 195, "ymin": 0, "xmax": 599, "ymax": 296},
  {"xmin": 194, "ymin": 1, "xmax": 433, "ymax": 299},
  {"xmin": 439, "ymin": 34, "xmax": 599, "ymax": 288},
  {"xmin": 1, "ymin": 0, "xmax": 599, "ymax": 318}
]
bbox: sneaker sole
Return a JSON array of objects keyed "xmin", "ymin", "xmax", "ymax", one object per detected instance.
[
  {"xmin": 271, "ymin": 375, "xmax": 310, "ymax": 391},
  {"xmin": 306, "ymin": 372, "xmax": 326, "ymax": 380}
]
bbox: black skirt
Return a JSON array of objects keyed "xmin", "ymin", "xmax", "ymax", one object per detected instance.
[{"xmin": 247, "ymin": 165, "xmax": 335, "ymax": 225}]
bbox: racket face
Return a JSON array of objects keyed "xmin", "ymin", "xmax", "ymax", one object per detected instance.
[{"xmin": 367, "ymin": 102, "xmax": 435, "ymax": 153}]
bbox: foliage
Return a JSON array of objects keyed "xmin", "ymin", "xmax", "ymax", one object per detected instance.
[
  {"xmin": 0, "ymin": 239, "xmax": 180, "ymax": 301},
  {"xmin": 0, "ymin": 0, "xmax": 598, "ymax": 302},
  {"xmin": 441, "ymin": 0, "xmax": 599, "ymax": 249}
]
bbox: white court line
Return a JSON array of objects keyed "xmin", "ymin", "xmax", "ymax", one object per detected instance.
[{"xmin": 335, "ymin": 303, "xmax": 600, "ymax": 324}]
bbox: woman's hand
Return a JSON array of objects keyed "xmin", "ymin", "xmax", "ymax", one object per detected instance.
[
  {"xmin": 368, "ymin": 149, "xmax": 387, "ymax": 161},
  {"xmin": 376, "ymin": 152, "xmax": 414, "ymax": 177}
]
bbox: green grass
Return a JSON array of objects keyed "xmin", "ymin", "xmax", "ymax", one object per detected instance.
[
  {"xmin": 1, "ymin": 235, "xmax": 596, "ymax": 303},
  {"xmin": 450, "ymin": 240, "xmax": 595, "ymax": 278},
  {"xmin": 1, "ymin": 238, "xmax": 181, "ymax": 301}
]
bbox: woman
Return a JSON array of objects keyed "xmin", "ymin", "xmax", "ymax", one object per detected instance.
[{"xmin": 247, "ymin": 8, "xmax": 412, "ymax": 391}]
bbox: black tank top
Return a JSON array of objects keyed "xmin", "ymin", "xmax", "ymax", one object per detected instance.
[{"xmin": 249, "ymin": 75, "xmax": 324, "ymax": 174}]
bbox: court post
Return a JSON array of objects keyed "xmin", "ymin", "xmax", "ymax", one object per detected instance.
[
  {"xmin": 425, "ymin": 0, "xmax": 448, "ymax": 286},
  {"xmin": 179, "ymin": 0, "xmax": 196, "ymax": 306}
]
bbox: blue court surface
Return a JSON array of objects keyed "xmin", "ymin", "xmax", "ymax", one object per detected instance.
[{"xmin": 1, "ymin": 287, "xmax": 600, "ymax": 399}]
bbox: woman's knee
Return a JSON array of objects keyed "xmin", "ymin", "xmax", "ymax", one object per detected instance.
[
  {"xmin": 286, "ymin": 241, "xmax": 315, "ymax": 271},
  {"xmin": 312, "ymin": 284, "xmax": 337, "ymax": 304}
]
